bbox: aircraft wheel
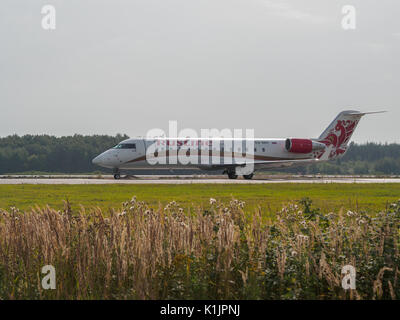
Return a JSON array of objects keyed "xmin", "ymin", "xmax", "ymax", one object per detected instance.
[
  {"xmin": 228, "ymin": 172, "xmax": 238, "ymax": 179},
  {"xmin": 114, "ymin": 173, "xmax": 121, "ymax": 180},
  {"xmin": 243, "ymin": 173, "xmax": 254, "ymax": 180}
]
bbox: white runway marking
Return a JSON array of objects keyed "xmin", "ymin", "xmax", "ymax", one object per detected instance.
[{"xmin": 0, "ymin": 176, "xmax": 400, "ymax": 184}]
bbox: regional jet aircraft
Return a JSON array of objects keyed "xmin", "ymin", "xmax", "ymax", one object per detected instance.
[{"xmin": 92, "ymin": 110, "xmax": 384, "ymax": 179}]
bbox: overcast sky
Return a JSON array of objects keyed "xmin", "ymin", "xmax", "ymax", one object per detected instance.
[{"xmin": 0, "ymin": 0, "xmax": 399, "ymax": 142}]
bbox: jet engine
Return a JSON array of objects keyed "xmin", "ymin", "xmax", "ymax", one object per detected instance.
[{"xmin": 285, "ymin": 138, "xmax": 326, "ymax": 154}]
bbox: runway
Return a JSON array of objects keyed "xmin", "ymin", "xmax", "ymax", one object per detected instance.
[{"xmin": 1, "ymin": 175, "xmax": 400, "ymax": 184}]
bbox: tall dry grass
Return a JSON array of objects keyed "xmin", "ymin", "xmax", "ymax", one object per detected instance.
[{"xmin": 0, "ymin": 197, "xmax": 399, "ymax": 299}]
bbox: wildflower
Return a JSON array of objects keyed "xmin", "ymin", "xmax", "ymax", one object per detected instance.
[
  {"xmin": 346, "ymin": 210, "xmax": 354, "ymax": 217},
  {"xmin": 209, "ymin": 198, "xmax": 217, "ymax": 205},
  {"xmin": 291, "ymin": 250, "xmax": 298, "ymax": 257},
  {"xmin": 296, "ymin": 234, "xmax": 309, "ymax": 243},
  {"xmin": 357, "ymin": 219, "xmax": 366, "ymax": 225}
]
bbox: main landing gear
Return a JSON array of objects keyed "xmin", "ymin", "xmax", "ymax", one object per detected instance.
[
  {"xmin": 243, "ymin": 173, "xmax": 254, "ymax": 180},
  {"xmin": 228, "ymin": 171, "xmax": 238, "ymax": 179},
  {"xmin": 225, "ymin": 169, "xmax": 254, "ymax": 180}
]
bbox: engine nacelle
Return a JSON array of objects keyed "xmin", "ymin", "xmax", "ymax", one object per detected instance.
[{"xmin": 285, "ymin": 138, "xmax": 325, "ymax": 154}]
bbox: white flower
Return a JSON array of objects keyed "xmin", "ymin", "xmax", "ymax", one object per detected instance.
[
  {"xmin": 346, "ymin": 210, "xmax": 354, "ymax": 217},
  {"xmin": 357, "ymin": 219, "xmax": 366, "ymax": 225},
  {"xmin": 297, "ymin": 234, "xmax": 309, "ymax": 242},
  {"xmin": 209, "ymin": 198, "xmax": 217, "ymax": 205}
]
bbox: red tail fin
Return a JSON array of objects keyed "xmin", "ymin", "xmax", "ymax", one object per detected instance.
[{"xmin": 317, "ymin": 110, "xmax": 385, "ymax": 160}]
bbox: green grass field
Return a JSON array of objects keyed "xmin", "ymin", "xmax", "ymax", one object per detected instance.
[
  {"xmin": 1, "ymin": 183, "xmax": 400, "ymax": 299},
  {"xmin": 0, "ymin": 183, "xmax": 399, "ymax": 216}
]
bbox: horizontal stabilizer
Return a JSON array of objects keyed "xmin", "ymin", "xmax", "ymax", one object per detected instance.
[{"xmin": 347, "ymin": 111, "xmax": 387, "ymax": 116}]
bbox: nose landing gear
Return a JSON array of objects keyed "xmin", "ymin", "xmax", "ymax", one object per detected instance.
[{"xmin": 113, "ymin": 169, "xmax": 121, "ymax": 180}]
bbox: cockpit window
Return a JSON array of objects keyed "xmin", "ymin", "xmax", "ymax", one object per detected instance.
[{"xmin": 114, "ymin": 143, "xmax": 136, "ymax": 150}]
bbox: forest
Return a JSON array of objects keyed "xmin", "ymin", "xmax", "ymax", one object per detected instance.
[{"xmin": 0, "ymin": 134, "xmax": 399, "ymax": 175}]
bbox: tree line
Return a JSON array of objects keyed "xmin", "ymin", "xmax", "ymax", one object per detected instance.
[
  {"xmin": 0, "ymin": 134, "xmax": 129, "ymax": 174},
  {"xmin": 0, "ymin": 135, "xmax": 399, "ymax": 175},
  {"xmin": 287, "ymin": 142, "xmax": 400, "ymax": 175}
]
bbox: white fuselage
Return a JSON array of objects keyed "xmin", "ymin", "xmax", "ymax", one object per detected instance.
[{"xmin": 92, "ymin": 138, "xmax": 318, "ymax": 171}]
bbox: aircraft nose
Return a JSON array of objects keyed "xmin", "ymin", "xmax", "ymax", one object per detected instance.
[{"xmin": 92, "ymin": 155, "xmax": 101, "ymax": 165}]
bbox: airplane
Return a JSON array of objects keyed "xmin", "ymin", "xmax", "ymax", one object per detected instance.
[{"xmin": 92, "ymin": 110, "xmax": 385, "ymax": 179}]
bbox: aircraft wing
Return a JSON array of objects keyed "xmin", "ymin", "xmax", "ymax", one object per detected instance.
[
  {"xmin": 200, "ymin": 158, "xmax": 319, "ymax": 170},
  {"xmin": 252, "ymin": 158, "xmax": 319, "ymax": 169}
]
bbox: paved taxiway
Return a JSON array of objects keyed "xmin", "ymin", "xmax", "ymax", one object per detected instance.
[{"xmin": 0, "ymin": 177, "xmax": 399, "ymax": 184}]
